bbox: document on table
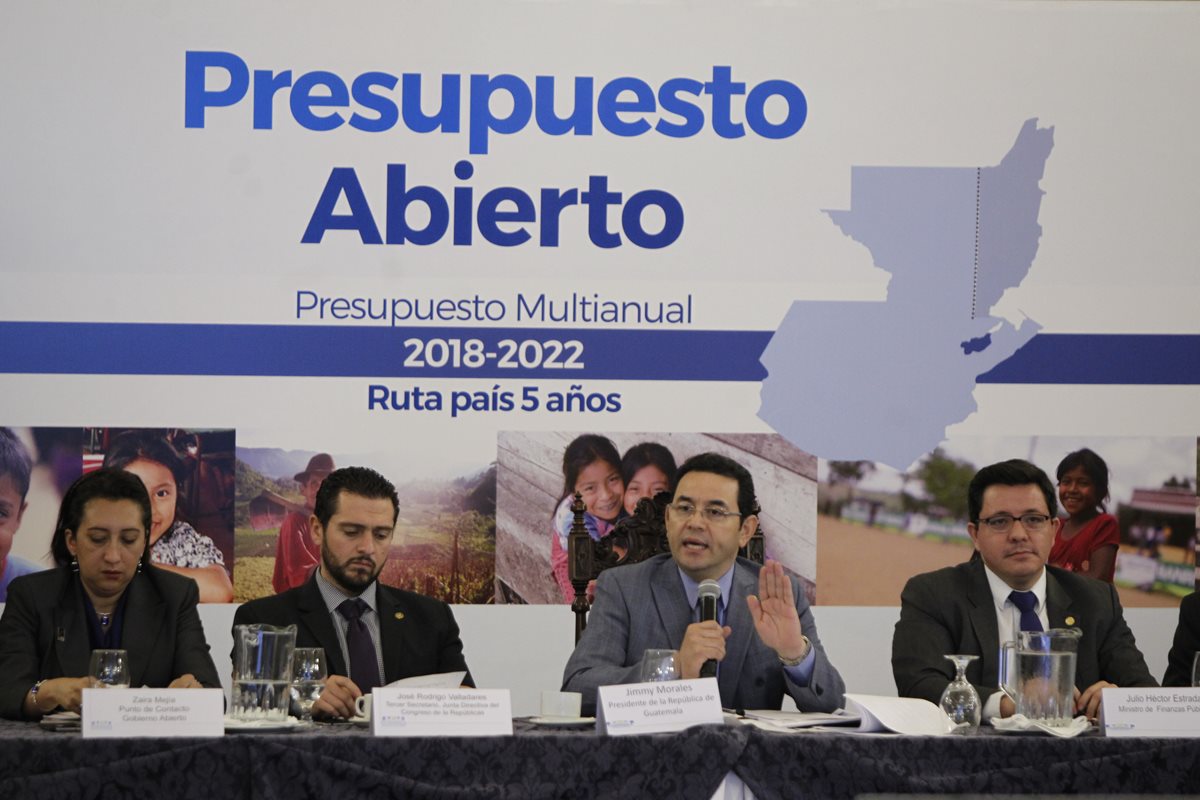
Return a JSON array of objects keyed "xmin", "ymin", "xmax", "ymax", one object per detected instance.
[
  {"xmin": 740, "ymin": 696, "xmax": 952, "ymax": 735},
  {"xmin": 743, "ymin": 709, "xmax": 861, "ymax": 729},
  {"xmin": 842, "ymin": 693, "xmax": 953, "ymax": 735},
  {"xmin": 385, "ymin": 672, "xmax": 467, "ymax": 688}
]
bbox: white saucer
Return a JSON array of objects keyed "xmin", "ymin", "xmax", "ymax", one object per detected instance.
[
  {"xmin": 39, "ymin": 711, "xmax": 82, "ymax": 731},
  {"xmin": 224, "ymin": 716, "xmax": 306, "ymax": 733},
  {"xmin": 527, "ymin": 715, "xmax": 595, "ymax": 728},
  {"xmin": 351, "ymin": 715, "xmax": 370, "ymax": 726}
]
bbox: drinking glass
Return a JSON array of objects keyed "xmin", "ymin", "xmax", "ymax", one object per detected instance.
[
  {"xmin": 1192, "ymin": 652, "xmax": 1200, "ymax": 687},
  {"xmin": 638, "ymin": 649, "xmax": 680, "ymax": 682},
  {"xmin": 89, "ymin": 649, "xmax": 130, "ymax": 688},
  {"xmin": 940, "ymin": 654, "xmax": 981, "ymax": 734},
  {"xmin": 291, "ymin": 647, "xmax": 327, "ymax": 722}
]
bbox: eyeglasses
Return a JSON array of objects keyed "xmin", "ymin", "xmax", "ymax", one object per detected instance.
[
  {"xmin": 978, "ymin": 513, "xmax": 1051, "ymax": 533},
  {"xmin": 668, "ymin": 501, "xmax": 743, "ymax": 524}
]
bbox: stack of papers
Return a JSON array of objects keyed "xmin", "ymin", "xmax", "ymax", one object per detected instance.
[
  {"xmin": 743, "ymin": 709, "xmax": 860, "ymax": 729},
  {"xmin": 39, "ymin": 711, "xmax": 82, "ymax": 732},
  {"xmin": 387, "ymin": 671, "xmax": 467, "ymax": 688},
  {"xmin": 745, "ymin": 694, "xmax": 953, "ymax": 736}
]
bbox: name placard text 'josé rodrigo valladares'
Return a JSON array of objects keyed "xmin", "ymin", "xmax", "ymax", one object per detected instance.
[{"xmin": 183, "ymin": 52, "xmax": 808, "ymax": 249}]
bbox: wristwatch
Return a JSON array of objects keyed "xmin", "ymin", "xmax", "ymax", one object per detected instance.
[{"xmin": 779, "ymin": 635, "xmax": 811, "ymax": 667}]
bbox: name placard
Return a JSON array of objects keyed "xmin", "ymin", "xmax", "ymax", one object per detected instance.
[
  {"xmin": 1101, "ymin": 687, "xmax": 1200, "ymax": 737},
  {"xmin": 596, "ymin": 677, "xmax": 722, "ymax": 736},
  {"xmin": 82, "ymin": 688, "xmax": 224, "ymax": 738},
  {"xmin": 370, "ymin": 688, "xmax": 513, "ymax": 737}
]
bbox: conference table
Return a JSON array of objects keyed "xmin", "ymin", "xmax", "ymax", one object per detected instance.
[{"xmin": 2, "ymin": 718, "xmax": 1198, "ymax": 799}]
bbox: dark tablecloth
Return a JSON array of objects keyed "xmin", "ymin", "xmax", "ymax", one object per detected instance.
[{"xmin": 2, "ymin": 719, "xmax": 1198, "ymax": 799}]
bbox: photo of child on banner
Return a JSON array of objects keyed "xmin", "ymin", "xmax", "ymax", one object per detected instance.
[
  {"xmin": 497, "ymin": 431, "xmax": 817, "ymax": 605},
  {"xmin": 85, "ymin": 428, "xmax": 236, "ymax": 603},
  {"xmin": 235, "ymin": 441, "xmax": 495, "ymax": 604},
  {"xmin": 816, "ymin": 434, "xmax": 1196, "ymax": 608},
  {"xmin": 0, "ymin": 427, "xmax": 83, "ymax": 599}
]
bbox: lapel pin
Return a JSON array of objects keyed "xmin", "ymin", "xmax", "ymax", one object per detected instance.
[
  {"xmin": 394, "ymin": 612, "xmax": 405, "ymax": 621},
  {"xmin": 1065, "ymin": 616, "xmax": 1076, "ymax": 626},
  {"xmin": 56, "ymin": 627, "xmax": 66, "ymax": 642}
]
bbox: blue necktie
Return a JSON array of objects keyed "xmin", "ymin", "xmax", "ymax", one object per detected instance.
[
  {"xmin": 1009, "ymin": 590, "xmax": 1043, "ymax": 632},
  {"xmin": 337, "ymin": 598, "xmax": 382, "ymax": 691}
]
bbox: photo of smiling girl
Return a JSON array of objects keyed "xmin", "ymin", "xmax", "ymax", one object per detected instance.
[
  {"xmin": 621, "ymin": 442, "xmax": 677, "ymax": 516},
  {"xmin": 1050, "ymin": 447, "xmax": 1120, "ymax": 583},
  {"xmin": 100, "ymin": 430, "xmax": 235, "ymax": 602},
  {"xmin": 550, "ymin": 434, "xmax": 627, "ymax": 603}
]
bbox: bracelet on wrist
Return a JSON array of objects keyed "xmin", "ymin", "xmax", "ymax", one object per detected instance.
[{"xmin": 779, "ymin": 635, "xmax": 811, "ymax": 667}]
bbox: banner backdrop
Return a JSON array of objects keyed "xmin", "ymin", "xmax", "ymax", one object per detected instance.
[{"xmin": 2, "ymin": 0, "xmax": 1198, "ymax": 621}]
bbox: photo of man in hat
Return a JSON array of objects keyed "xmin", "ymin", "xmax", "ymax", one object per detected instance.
[{"xmin": 272, "ymin": 453, "xmax": 335, "ymax": 593}]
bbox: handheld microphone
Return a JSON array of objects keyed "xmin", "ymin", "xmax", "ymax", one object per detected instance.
[{"xmin": 697, "ymin": 579, "xmax": 722, "ymax": 678}]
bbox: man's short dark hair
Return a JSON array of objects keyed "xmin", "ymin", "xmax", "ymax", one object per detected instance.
[
  {"xmin": 967, "ymin": 459, "xmax": 1057, "ymax": 524},
  {"xmin": 50, "ymin": 468, "xmax": 153, "ymax": 567},
  {"xmin": 674, "ymin": 452, "xmax": 760, "ymax": 518},
  {"xmin": 0, "ymin": 427, "xmax": 33, "ymax": 500},
  {"xmin": 313, "ymin": 466, "xmax": 399, "ymax": 527}
]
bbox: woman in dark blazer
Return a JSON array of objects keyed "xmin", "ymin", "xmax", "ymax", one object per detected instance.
[{"xmin": 0, "ymin": 469, "xmax": 220, "ymax": 719}]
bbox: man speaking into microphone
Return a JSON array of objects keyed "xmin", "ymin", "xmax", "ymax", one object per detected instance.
[{"xmin": 562, "ymin": 452, "xmax": 845, "ymax": 713}]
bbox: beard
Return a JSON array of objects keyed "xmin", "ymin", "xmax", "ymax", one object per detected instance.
[{"xmin": 321, "ymin": 540, "xmax": 382, "ymax": 594}]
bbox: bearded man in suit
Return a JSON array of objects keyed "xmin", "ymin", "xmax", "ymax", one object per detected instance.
[{"xmin": 234, "ymin": 466, "xmax": 472, "ymax": 718}]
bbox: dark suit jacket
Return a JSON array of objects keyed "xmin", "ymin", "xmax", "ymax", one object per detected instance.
[
  {"xmin": 231, "ymin": 575, "xmax": 473, "ymax": 687},
  {"xmin": 0, "ymin": 566, "xmax": 221, "ymax": 719},
  {"xmin": 1163, "ymin": 591, "xmax": 1200, "ymax": 687},
  {"xmin": 562, "ymin": 554, "xmax": 845, "ymax": 713},
  {"xmin": 892, "ymin": 559, "xmax": 1156, "ymax": 705}
]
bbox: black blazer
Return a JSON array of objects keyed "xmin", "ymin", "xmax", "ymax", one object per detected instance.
[
  {"xmin": 892, "ymin": 559, "xmax": 1156, "ymax": 704},
  {"xmin": 231, "ymin": 575, "xmax": 473, "ymax": 687},
  {"xmin": 0, "ymin": 566, "xmax": 222, "ymax": 719},
  {"xmin": 1163, "ymin": 592, "xmax": 1200, "ymax": 687}
]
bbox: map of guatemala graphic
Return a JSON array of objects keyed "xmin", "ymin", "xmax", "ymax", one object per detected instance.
[{"xmin": 759, "ymin": 119, "xmax": 1054, "ymax": 469}]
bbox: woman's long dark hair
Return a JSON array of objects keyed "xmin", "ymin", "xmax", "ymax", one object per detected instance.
[
  {"xmin": 620, "ymin": 442, "xmax": 678, "ymax": 493},
  {"xmin": 50, "ymin": 468, "xmax": 152, "ymax": 568},
  {"xmin": 101, "ymin": 430, "xmax": 185, "ymax": 483}
]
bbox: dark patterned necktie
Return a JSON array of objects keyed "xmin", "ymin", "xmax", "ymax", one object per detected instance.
[
  {"xmin": 1009, "ymin": 590, "xmax": 1044, "ymax": 632},
  {"xmin": 337, "ymin": 598, "xmax": 382, "ymax": 691}
]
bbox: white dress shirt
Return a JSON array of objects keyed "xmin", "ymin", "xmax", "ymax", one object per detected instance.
[{"xmin": 981, "ymin": 564, "xmax": 1048, "ymax": 720}]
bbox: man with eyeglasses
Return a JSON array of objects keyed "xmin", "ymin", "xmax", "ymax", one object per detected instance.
[
  {"xmin": 562, "ymin": 452, "xmax": 845, "ymax": 713},
  {"xmin": 892, "ymin": 459, "xmax": 1155, "ymax": 721}
]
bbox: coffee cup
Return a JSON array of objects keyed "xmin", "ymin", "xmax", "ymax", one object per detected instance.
[
  {"xmin": 354, "ymin": 693, "xmax": 372, "ymax": 720},
  {"xmin": 540, "ymin": 690, "xmax": 582, "ymax": 719}
]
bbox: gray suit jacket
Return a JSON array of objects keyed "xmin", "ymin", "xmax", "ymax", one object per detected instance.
[
  {"xmin": 892, "ymin": 559, "xmax": 1156, "ymax": 705},
  {"xmin": 232, "ymin": 575, "xmax": 473, "ymax": 687},
  {"xmin": 562, "ymin": 554, "xmax": 845, "ymax": 713},
  {"xmin": 0, "ymin": 566, "xmax": 221, "ymax": 719}
]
